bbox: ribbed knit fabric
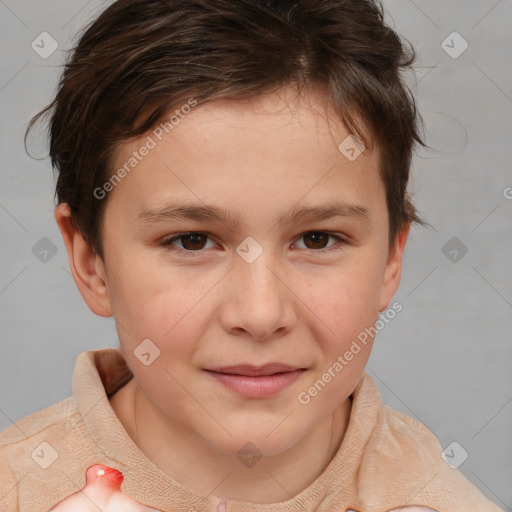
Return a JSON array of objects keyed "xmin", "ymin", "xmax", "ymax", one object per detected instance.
[{"xmin": 0, "ymin": 349, "xmax": 501, "ymax": 512}]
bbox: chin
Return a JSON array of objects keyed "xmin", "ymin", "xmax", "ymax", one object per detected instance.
[{"xmin": 206, "ymin": 417, "xmax": 306, "ymax": 459}]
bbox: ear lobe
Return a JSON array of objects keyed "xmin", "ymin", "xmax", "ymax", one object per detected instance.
[
  {"xmin": 55, "ymin": 203, "xmax": 113, "ymax": 317},
  {"xmin": 378, "ymin": 223, "xmax": 410, "ymax": 312}
]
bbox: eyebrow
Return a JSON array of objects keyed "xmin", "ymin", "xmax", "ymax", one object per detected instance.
[{"xmin": 136, "ymin": 200, "xmax": 371, "ymax": 227}]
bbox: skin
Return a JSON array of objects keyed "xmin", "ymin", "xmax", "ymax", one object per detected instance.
[
  {"xmin": 47, "ymin": 464, "xmax": 435, "ymax": 512},
  {"xmin": 49, "ymin": 464, "xmax": 160, "ymax": 511},
  {"xmin": 56, "ymin": 86, "xmax": 409, "ymax": 503}
]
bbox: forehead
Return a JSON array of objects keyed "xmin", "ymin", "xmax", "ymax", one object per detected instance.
[
  {"xmin": 114, "ymin": 86, "xmax": 376, "ymax": 163},
  {"xmin": 106, "ymin": 87, "xmax": 385, "ymax": 226}
]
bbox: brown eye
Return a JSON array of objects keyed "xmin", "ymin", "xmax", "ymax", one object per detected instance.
[
  {"xmin": 302, "ymin": 232, "xmax": 330, "ymax": 249},
  {"xmin": 294, "ymin": 231, "xmax": 345, "ymax": 253},
  {"xmin": 163, "ymin": 233, "xmax": 215, "ymax": 252},
  {"xmin": 180, "ymin": 233, "xmax": 208, "ymax": 250}
]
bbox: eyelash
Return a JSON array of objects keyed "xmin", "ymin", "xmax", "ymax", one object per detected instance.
[{"xmin": 161, "ymin": 231, "xmax": 347, "ymax": 255}]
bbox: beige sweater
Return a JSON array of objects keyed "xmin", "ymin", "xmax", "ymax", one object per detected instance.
[{"xmin": 0, "ymin": 349, "xmax": 501, "ymax": 512}]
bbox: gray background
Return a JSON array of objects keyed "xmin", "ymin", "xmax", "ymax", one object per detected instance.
[{"xmin": 1, "ymin": 0, "xmax": 511, "ymax": 508}]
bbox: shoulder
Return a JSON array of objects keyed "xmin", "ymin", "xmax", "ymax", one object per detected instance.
[
  {"xmin": 0, "ymin": 397, "xmax": 80, "ymax": 510},
  {"xmin": 0, "ymin": 396, "xmax": 79, "ymax": 445},
  {"xmin": 359, "ymin": 400, "xmax": 502, "ymax": 511}
]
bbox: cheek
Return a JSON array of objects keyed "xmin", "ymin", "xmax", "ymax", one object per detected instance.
[
  {"xmin": 303, "ymin": 259, "xmax": 383, "ymax": 342},
  {"xmin": 106, "ymin": 254, "xmax": 210, "ymax": 340},
  {"xmin": 106, "ymin": 257, "xmax": 225, "ymax": 400}
]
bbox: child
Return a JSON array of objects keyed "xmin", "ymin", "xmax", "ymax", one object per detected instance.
[{"xmin": 0, "ymin": 0, "xmax": 501, "ymax": 510}]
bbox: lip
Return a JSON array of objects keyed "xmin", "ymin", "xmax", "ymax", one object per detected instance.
[
  {"xmin": 209, "ymin": 363, "xmax": 301, "ymax": 376},
  {"xmin": 206, "ymin": 364, "xmax": 305, "ymax": 398}
]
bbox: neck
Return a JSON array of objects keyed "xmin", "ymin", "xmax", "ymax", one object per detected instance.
[{"xmin": 110, "ymin": 378, "xmax": 352, "ymax": 503}]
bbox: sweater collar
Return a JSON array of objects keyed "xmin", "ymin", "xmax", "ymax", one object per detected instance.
[{"xmin": 73, "ymin": 348, "xmax": 379, "ymax": 512}]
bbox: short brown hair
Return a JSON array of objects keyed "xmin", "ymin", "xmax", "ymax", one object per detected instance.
[{"xmin": 27, "ymin": 0, "xmax": 426, "ymax": 258}]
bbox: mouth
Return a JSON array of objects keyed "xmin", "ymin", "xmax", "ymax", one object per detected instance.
[{"xmin": 205, "ymin": 363, "xmax": 306, "ymax": 398}]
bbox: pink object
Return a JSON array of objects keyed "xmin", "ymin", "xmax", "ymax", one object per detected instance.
[{"xmin": 49, "ymin": 464, "xmax": 161, "ymax": 511}]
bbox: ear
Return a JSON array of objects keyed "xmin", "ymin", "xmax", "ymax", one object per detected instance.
[
  {"xmin": 55, "ymin": 203, "xmax": 113, "ymax": 317},
  {"xmin": 378, "ymin": 223, "xmax": 410, "ymax": 312}
]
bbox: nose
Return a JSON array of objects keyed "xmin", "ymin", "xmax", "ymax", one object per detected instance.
[{"xmin": 219, "ymin": 247, "xmax": 297, "ymax": 341}]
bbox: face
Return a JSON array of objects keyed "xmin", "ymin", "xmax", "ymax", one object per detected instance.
[{"xmin": 70, "ymin": 87, "xmax": 407, "ymax": 457}]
